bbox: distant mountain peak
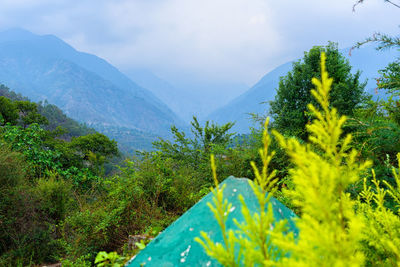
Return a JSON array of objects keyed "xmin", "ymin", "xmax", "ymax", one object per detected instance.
[
  {"xmin": 0, "ymin": 28, "xmax": 37, "ymax": 42},
  {"xmin": 0, "ymin": 28, "xmax": 78, "ymax": 55}
]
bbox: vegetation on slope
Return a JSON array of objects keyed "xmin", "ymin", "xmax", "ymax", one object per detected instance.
[{"xmin": 1, "ymin": 3, "xmax": 399, "ymax": 264}]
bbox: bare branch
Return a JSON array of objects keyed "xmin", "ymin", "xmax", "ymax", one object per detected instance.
[
  {"xmin": 353, "ymin": 0, "xmax": 400, "ymax": 11},
  {"xmin": 352, "ymin": 32, "xmax": 400, "ymax": 51},
  {"xmin": 386, "ymin": 0, "xmax": 400, "ymax": 9},
  {"xmin": 353, "ymin": 0, "xmax": 364, "ymax": 12}
]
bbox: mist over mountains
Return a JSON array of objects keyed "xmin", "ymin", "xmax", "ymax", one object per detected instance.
[
  {"xmin": 124, "ymin": 68, "xmax": 248, "ymax": 122},
  {"xmin": 0, "ymin": 28, "xmax": 398, "ymax": 150}
]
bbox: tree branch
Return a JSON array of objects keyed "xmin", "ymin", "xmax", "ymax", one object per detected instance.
[{"xmin": 353, "ymin": 0, "xmax": 400, "ymax": 11}]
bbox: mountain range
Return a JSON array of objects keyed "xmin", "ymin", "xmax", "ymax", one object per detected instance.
[
  {"xmin": 1, "ymin": 28, "xmax": 398, "ymax": 148},
  {"xmin": 0, "ymin": 28, "xmax": 186, "ymax": 148}
]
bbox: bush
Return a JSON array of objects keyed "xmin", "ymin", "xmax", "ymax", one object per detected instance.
[
  {"xmin": 33, "ymin": 173, "xmax": 75, "ymax": 223},
  {"xmin": 197, "ymin": 53, "xmax": 370, "ymax": 265}
]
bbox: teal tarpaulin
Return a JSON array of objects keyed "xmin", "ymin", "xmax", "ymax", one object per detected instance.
[{"xmin": 127, "ymin": 176, "xmax": 297, "ymax": 266}]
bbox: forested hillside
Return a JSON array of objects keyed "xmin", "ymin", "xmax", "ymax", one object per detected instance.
[
  {"xmin": 0, "ymin": 84, "xmax": 122, "ymax": 265},
  {"xmin": 0, "ymin": 28, "xmax": 186, "ymax": 150},
  {"xmin": 0, "ymin": 84, "xmax": 95, "ymax": 138}
]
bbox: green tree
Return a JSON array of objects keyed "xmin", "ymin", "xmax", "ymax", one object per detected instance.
[
  {"xmin": 378, "ymin": 59, "xmax": 400, "ymax": 94},
  {"xmin": 15, "ymin": 100, "xmax": 48, "ymax": 128},
  {"xmin": 0, "ymin": 96, "xmax": 18, "ymax": 125},
  {"xmin": 191, "ymin": 117, "xmax": 235, "ymax": 154},
  {"xmin": 269, "ymin": 42, "xmax": 366, "ymax": 139},
  {"xmin": 69, "ymin": 133, "xmax": 118, "ymax": 174},
  {"xmin": 377, "ymin": 59, "xmax": 400, "ymax": 125},
  {"xmin": 1, "ymin": 123, "xmax": 62, "ymax": 177},
  {"xmin": 154, "ymin": 116, "xmax": 234, "ymax": 164},
  {"xmin": 343, "ymin": 60, "xmax": 400, "ymax": 189}
]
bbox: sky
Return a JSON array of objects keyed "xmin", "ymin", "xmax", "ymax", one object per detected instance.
[{"xmin": 0, "ymin": 0, "xmax": 398, "ymax": 87}]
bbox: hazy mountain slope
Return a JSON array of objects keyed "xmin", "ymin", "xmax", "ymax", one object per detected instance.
[
  {"xmin": 123, "ymin": 69, "xmax": 193, "ymax": 121},
  {"xmin": 207, "ymin": 61, "xmax": 292, "ymax": 133},
  {"xmin": 124, "ymin": 68, "xmax": 248, "ymax": 122},
  {"xmin": 0, "ymin": 28, "xmax": 185, "ymax": 138},
  {"xmin": 208, "ymin": 46, "xmax": 399, "ymax": 133}
]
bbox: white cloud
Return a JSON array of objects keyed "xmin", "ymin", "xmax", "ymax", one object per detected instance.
[
  {"xmin": 86, "ymin": 0, "xmax": 282, "ymax": 83},
  {"xmin": 0, "ymin": 0, "xmax": 398, "ymax": 85}
]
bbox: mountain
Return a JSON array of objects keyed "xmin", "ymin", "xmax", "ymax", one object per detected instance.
[
  {"xmin": 206, "ymin": 61, "xmax": 292, "ymax": 133},
  {"xmin": 124, "ymin": 68, "xmax": 248, "ymax": 122},
  {"xmin": 122, "ymin": 69, "xmax": 193, "ymax": 121},
  {"xmin": 207, "ymin": 45, "xmax": 399, "ymax": 133},
  {"xmin": 0, "ymin": 28, "xmax": 186, "ymax": 144}
]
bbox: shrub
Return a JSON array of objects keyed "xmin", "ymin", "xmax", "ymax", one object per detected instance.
[{"xmin": 197, "ymin": 53, "xmax": 371, "ymax": 265}]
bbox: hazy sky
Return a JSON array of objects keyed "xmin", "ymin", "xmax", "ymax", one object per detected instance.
[{"xmin": 0, "ymin": 0, "xmax": 398, "ymax": 86}]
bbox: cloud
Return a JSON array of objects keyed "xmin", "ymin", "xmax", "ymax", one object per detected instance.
[{"xmin": 0, "ymin": 0, "xmax": 398, "ymax": 85}]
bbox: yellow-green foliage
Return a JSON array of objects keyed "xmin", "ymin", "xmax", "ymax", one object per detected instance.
[
  {"xmin": 236, "ymin": 118, "xmax": 288, "ymax": 266},
  {"xmin": 196, "ymin": 119, "xmax": 288, "ymax": 266},
  {"xmin": 197, "ymin": 53, "xmax": 376, "ymax": 266},
  {"xmin": 272, "ymin": 52, "xmax": 371, "ymax": 266},
  {"xmin": 358, "ymin": 157, "xmax": 400, "ymax": 266},
  {"xmin": 195, "ymin": 154, "xmax": 239, "ymax": 266}
]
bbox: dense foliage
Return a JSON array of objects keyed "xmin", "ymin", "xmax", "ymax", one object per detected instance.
[
  {"xmin": 0, "ymin": 86, "xmax": 260, "ymax": 266},
  {"xmin": 0, "ymin": 89, "xmax": 120, "ymax": 266},
  {"xmin": 199, "ymin": 53, "xmax": 400, "ymax": 266},
  {"xmin": 1, "ymin": 24, "xmax": 400, "ymax": 266},
  {"xmin": 270, "ymin": 42, "xmax": 366, "ymax": 139}
]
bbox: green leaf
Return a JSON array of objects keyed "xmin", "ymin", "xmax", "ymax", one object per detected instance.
[
  {"xmin": 135, "ymin": 241, "xmax": 146, "ymax": 250},
  {"xmin": 94, "ymin": 251, "xmax": 108, "ymax": 264}
]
